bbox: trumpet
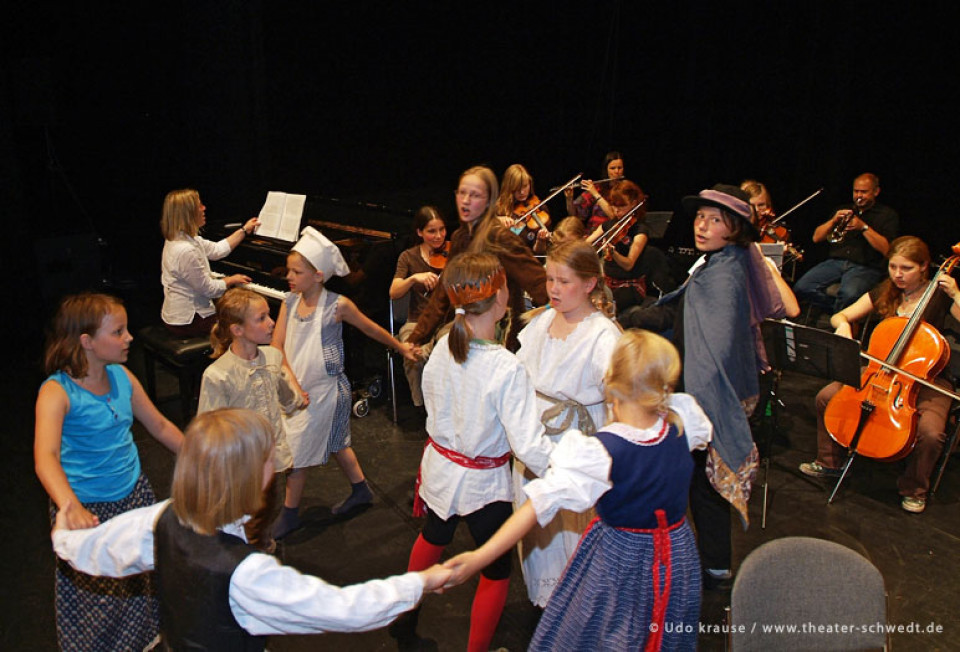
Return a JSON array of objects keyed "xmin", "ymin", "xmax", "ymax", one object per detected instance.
[{"xmin": 826, "ymin": 206, "xmax": 862, "ymax": 244}]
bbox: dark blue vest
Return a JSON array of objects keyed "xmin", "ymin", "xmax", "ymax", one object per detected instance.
[{"xmin": 154, "ymin": 505, "xmax": 265, "ymax": 651}]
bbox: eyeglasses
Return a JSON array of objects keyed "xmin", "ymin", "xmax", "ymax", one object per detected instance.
[{"xmin": 455, "ymin": 189, "xmax": 487, "ymax": 201}]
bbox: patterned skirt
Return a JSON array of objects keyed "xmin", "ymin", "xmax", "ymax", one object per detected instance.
[
  {"xmin": 530, "ymin": 518, "xmax": 701, "ymax": 651},
  {"xmin": 51, "ymin": 474, "xmax": 160, "ymax": 652}
]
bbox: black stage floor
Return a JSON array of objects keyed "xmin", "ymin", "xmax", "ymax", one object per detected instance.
[{"xmin": 4, "ymin": 336, "xmax": 960, "ymax": 651}]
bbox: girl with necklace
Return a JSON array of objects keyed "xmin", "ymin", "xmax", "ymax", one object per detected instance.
[{"xmin": 801, "ymin": 236, "xmax": 960, "ymax": 513}]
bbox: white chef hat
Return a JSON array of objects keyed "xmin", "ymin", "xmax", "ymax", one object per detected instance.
[{"xmin": 292, "ymin": 226, "xmax": 349, "ymax": 279}]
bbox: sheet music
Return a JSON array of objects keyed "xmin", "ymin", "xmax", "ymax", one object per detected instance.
[{"xmin": 256, "ymin": 191, "xmax": 306, "ymax": 242}]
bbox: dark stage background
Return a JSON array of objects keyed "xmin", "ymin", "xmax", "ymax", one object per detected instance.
[{"xmin": 2, "ymin": 1, "xmax": 958, "ymax": 353}]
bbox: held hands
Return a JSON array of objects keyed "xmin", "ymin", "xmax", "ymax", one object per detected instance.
[
  {"xmin": 415, "ymin": 271, "xmax": 440, "ymax": 292},
  {"xmin": 398, "ymin": 341, "xmax": 421, "ymax": 363},
  {"xmin": 55, "ymin": 500, "xmax": 99, "ymax": 532},
  {"xmin": 442, "ymin": 551, "xmax": 484, "ymax": 588},
  {"xmin": 418, "ymin": 564, "xmax": 454, "ymax": 594}
]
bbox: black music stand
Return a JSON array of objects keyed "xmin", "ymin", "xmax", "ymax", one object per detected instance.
[{"xmin": 760, "ymin": 320, "xmax": 863, "ymax": 518}]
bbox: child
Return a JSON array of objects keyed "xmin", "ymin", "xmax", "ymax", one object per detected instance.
[
  {"xmin": 51, "ymin": 408, "xmax": 452, "ymax": 650},
  {"xmin": 197, "ymin": 287, "xmax": 302, "ymax": 552},
  {"xmin": 272, "ymin": 227, "xmax": 418, "ymax": 536},
  {"xmin": 532, "ymin": 216, "xmax": 585, "ymax": 256},
  {"xmin": 655, "ymin": 185, "xmax": 786, "ymax": 588},
  {"xmin": 445, "ymin": 330, "xmax": 713, "ymax": 650},
  {"xmin": 34, "ymin": 293, "xmax": 184, "ymax": 651},
  {"xmin": 391, "ymin": 252, "xmax": 555, "ymax": 652},
  {"xmin": 495, "ymin": 163, "xmax": 550, "ymax": 248},
  {"xmin": 408, "ymin": 165, "xmax": 547, "ymax": 353},
  {"xmin": 389, "ymin": 205, "xmax": 448, "ymax": 409},
  {"xmin": 513, "ymin": 239, "xmax": 621, "ymax": 607}
]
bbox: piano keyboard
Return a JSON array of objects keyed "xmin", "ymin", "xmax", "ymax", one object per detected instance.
[{"xmin": 212, "ymin": 272, "xmax": 287, "ymax": 301}]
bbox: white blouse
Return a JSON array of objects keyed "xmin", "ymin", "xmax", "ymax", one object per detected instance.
[
  {"xmin": 419, "ymin": 337, "xmax": 555, "ymax": 519},
  {"xmin": 161, "ymin": 232, "xmax": 232, "ymax": 324},
  {"xmin": 524, "ymin": 393, "xmax": 713, "ymax": 526},
  {"xmin": 52, "ymin": 500, "xmax": 425, "ymax": 636}
]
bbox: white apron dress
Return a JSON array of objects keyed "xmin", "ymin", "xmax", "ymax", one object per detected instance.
[
  {"xmin": 282, "ymin": 289, "xmax": 351, "ymax": 468},
  {"xmin": 513, "ymin": 309, "xmax": 621, "ymax": 606}
]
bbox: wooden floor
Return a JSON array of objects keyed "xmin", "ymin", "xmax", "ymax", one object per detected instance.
[{"xmin": 5, "ymin": 336, "xmax": 960, "ymax": 651}]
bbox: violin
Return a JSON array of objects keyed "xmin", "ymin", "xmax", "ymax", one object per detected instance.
[
  {"xmin": 824, "ymin": 242, "xmax": 960, "ymax": 463},
  {"xmin": 427, "ymin": 241, "xmax": 452, "ymax": 269},
  {"xmin": 510, "ymin": 197, "xmax": 551, "ymax": 233}
]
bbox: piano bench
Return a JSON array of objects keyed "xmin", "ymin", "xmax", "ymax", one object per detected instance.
[{"xmin": 137, "ymin": 325, "xmax": 213, "ymax": 423}]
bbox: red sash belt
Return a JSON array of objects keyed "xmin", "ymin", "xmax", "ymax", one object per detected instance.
[
  {"xmin": 412, "ymin": 437, "xmax": 512, "ymax": 517},
  {"xmin": 581, "ymin": 510, "xmax": 683, "ymax": 652},
  {"xmin": 605, "ymin": 275, "xmax": 647, "ymax": 297}
]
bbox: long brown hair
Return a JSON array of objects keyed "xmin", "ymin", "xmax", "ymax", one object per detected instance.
[
  {"xmin": 495, "ymin": 164, "xmax": 534, "ymax": 216},
  {"xmin": 874, "ymin": 236, "xmax": 931, "ymax": 319},
  {"xmin": 443, "ymin": 252, "xmax": 506, "ymax": 364},
  {"xmin": 44, "ymin": 293, "xmax": 125, "ymax": 377}
]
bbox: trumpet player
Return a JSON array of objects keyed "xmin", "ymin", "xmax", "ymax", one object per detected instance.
[{"xmin": 793, "ymin": 173, "xmax": 899, "ymax": 314}]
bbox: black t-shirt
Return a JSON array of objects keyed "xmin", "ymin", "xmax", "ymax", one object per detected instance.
[{"xmin": 828, "ymin": 201, "xmax": 899, "ymax": 269}]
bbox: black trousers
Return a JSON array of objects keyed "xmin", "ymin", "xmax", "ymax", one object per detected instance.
[{"xmin": 689, "ymin": 448, "xmax": 732, "ymax": 571}]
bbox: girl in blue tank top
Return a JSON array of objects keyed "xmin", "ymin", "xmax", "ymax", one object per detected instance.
[{"xmin": 35, "ymin": 293, "xmax": 184, "ymax": 652}]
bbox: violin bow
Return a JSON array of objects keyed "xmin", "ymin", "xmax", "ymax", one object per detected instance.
[
  {"xmin": 769, "ymin": 187, "xmax": 824, "ymax": 226},
  {"xmin": 511, "ymin": 173, "xmax": 582, "ymax": 231}
]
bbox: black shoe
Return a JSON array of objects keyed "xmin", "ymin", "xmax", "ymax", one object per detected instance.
[{"xmin": 703, "ymin": 570, "xmax": 733, "ymax": 592}]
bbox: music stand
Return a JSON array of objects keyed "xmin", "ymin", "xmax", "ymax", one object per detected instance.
[{"xmin": 759, "ymin": 319, "xmax": 863, "ymax": 519}]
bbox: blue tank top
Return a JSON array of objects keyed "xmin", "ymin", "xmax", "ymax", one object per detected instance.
[{"xmin": 46, "ymin": 365, "xmax": 140, "ymax": 502}]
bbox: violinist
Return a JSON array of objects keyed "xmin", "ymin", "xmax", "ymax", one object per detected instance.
[
  {"xmin": 565, "ymin": 150, "xmax": 626, "ymax": 232},
  {"xmin": 585, "ymin": 180, "xmax": 650, "ymax": 312},
  {"xmin": 800, "ymin": 236, "xmax": 960, "ymax": 514},
  {"xmin": 740, "ymin": 180, "xmax": 776, "ymax": 233},
  {"xmin": 407, "ymin": 165, "xmax": 547, "ymax": 353},
  {"xmin": 390, "ymin": 206, "xmax": 448, "ymax": 410},
  {"xmin": 532, "ymin": 216, "xmax": 585, "ymax": 256},
  {"xmin": 496, "ymin": 164, "xmax": 550, "ymax": 249}
]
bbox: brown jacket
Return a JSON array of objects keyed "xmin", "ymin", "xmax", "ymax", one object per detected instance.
[{"xmin": 409, "ymin": 223, "xmax": 548, "ymax": 351}]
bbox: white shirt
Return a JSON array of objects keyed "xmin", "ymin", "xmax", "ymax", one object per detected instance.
[
  {"xmin": 198, "ymin": 346, "xmax": 299, "ymax": 472},
  {"xmin": 52, "ymin": 500, "xmax": 425, "ymax": 636},
  {"xmin": 420, "ymin": 337, "xmax": 555, "ymax": 519},
  {"xmin": 517, "ymin": 309, "xmax": 621, "ymax": 435},
  {"xmin": 161, "ymin": 232, "xmax": 232, "ymax": 324},
  {"xmin": 524, "ymin": 393, "xmax": 714, "ymax": 526}
]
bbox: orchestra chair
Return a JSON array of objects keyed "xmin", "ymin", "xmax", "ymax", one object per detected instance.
[
  {"xmin": 931, "ymin": 316, "xmax": 960, "ymax": 496},
  {"xmin": 726, "ymin": 537, "xmax": 888, "ymax": 651},
  {"xmin": 137, "ymin": 325, "xmax": 212, "ymax": 424},
  {"xmin": 386, "ymin": 293, "xmax": 410, "ymax": 424}
]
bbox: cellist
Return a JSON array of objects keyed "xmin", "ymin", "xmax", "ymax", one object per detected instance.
[{"xmin": 800, "ymin": 236, "xmax": 960, "ymax": 513}]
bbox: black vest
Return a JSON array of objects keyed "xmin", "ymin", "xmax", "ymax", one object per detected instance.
[{"xmin": 154, "ymin": 505, "xmax": 266, "ymax": 651}]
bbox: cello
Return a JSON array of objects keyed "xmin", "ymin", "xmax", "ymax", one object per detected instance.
[{"xmin": 823, "ymin": 243, "xmax": 960, "ymax": 496}]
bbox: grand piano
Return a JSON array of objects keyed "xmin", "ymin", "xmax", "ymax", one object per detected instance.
[{"xmin": 208, "ymin": 196, "xmax": 412, "ymax": 319}]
